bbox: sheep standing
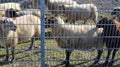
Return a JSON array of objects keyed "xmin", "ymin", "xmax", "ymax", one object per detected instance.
[
  {"xmin": 0, "ymin": 17, "xmax": 17, "ymax": 62},
  {"xmin": 59, "ymin": 3, "xmax": 98, "ymax": 24},
  {"xmin": 4, "ymin": 9, "xmax": 41, "ymax": 49},
  {"xmin": 0, "ymin": 2, "xmax": 21, "ymax": 16},
  {"xmin": 12, "ymin": 14, "xmax": 41, "ymax": 49},
  {"xmin": 46, "ymin": 16, "xmax": 104, "ymax": 67},
  {"xmin": 45, "ymin": 0, "xmax": 77, "ymax": 14},
  {"xmin": 5, "ymin": 8, "xmax": 41, "ymax": 18},
  {"xmin": 96, "ymin": 17, "xmax": 120, "ymax": 66},
  {"xmin": 16, "ymin": 9, "xmax": 41, "ymax": 18},
  {"xmin": 111, "ymin": 7, "xmax": 120, "ymax": 22}
]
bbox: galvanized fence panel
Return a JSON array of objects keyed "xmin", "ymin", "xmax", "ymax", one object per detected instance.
[{"xmin": 0, "ymin": 0, "xmax": 120, "ymax": 67}]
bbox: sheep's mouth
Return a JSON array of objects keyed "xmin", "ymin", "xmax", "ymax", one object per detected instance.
[{"xmin": 12, "ymin": 28, "xmax": 17, "ymax": 31}]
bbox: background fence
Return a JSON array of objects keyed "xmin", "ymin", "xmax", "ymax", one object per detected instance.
[{"xmin": 0, "ymin": 0, "xmax": 120, "ymax": 67}]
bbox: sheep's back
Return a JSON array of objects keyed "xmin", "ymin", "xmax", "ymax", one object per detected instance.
[
  {"xmin": 12, "ymin": 15, "xmax": 36, "ymax": 43},
  {"xmin": 52, "ymin": 25, "xmax": 104, "ymax": 49}
]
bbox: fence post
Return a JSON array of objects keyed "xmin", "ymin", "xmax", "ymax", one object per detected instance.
[
  {"xmin": 40, "ymin": 0, "xmax": 45, "ymax": 67},
  {"xmin": 32, "ymin": 0, "xmax": 35, "ymax": 8}
]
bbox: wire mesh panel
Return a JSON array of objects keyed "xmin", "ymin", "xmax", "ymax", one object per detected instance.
[
  {"xmin": 0, "ymin": 0, "xmax": 120, "ymax": 67},
  {"xmin": 45, "ymin": 0, "xmax": 120, "ymax": 67}
]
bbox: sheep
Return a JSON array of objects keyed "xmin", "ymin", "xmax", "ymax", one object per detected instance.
[
  {"xmin": 0, "ymin": 2, "xmax": 21, "ymax": 16},
  {"xmin": 96, "ymin": 17, "xmax": 120, "ymax": 66},
  {"xmin": 0, "ymin": 14, "xmax": 40, "ymax": 62},
  {"xmin": 46, "ymin": 16, "xmax": 104, "ymax": 67},
  {"xmin": 3, "ymin": 13, "xmax": 41, "ymax": 50},
  {"xmin": 0, "ymin": 17, "xmax": 17, "ymax": 62},
  {"xmin": 58, "ymin": 3, "xmax": 98, "ymax": 24},
  {"xmin": 17, "ymin": 9, "xmax": 41, "ymax": 18},
  {"xmin": 45, "ymin": 0, "xmax": 77, "ymax": 14},
  {"xmin": 111, "ymin": 7, "xmax": 120, "ymax": 21},
  {"xmin": 5, "ymin": 8, "xmax": 41, "ymax": 18},
  {"xmin": 4, "ymin": 9, "xmax": 41, "ymax": 49},
  {"xmin": 11, "ymin": 14, "xmax": 41, "ymax": 49}
]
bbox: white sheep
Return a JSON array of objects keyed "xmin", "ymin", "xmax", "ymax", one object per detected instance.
[
  {"xmin": 0, "ymin": 14, "xmax": 41, "ymax": 62},
  {"xmin": 59, "ymin": 3, "xmax": 98, "ymax": 24},
  {"xmin": 0, "ymin": 2, "xmax": 21, "ymax": 16},
  {"xmin": 17, "ymin": 9, "xmax": 41, "ymax": 18},
  {"xmin": 5, "ymin": 8, "xmax": 41, "ymax": 18},
  {"xmin": 46, "ymin": 16, "xmax": 104, "ymax": 67},
  {"xmin": 12, "ymin": 14, "xmax": 41, "ymax": 49},
  {"xmin": 0, "ymin": 17, "xmax": 17, "ymax": 62},
  {"xmin": 45, "ymin": 0, "xmax": 77, "ymax": 14}
]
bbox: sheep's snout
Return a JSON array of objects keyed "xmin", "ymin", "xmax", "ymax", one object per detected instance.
[{"xmin": 12, "ymin": 25, "xmax": 17, "ymax": 31}]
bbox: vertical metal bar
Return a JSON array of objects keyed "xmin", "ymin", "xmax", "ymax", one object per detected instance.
[
  {"xmin": 32, "ymin": 0, "xmax": 35, "ymax": 8},
  {"xmin": 40, "ymin": 0, "xmax": 45, "ymax": 67}
]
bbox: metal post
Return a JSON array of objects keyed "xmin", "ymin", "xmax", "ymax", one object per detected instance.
[
  {"xmin": 32, "ymin": 0, "xmax": 35, "ymax": 8},
  {"xmin": 40, "ymin": 0, "xmax": 45, "ymax": 67}
]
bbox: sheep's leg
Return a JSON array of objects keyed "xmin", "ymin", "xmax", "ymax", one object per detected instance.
[
  {"xmin": 4, "ymin": 47, "xmax": 9, "ymax": 62},
  {"xmin": 93, "ymin": 19, "xmax": 97, "ymax": 24},
  {"xmin": 29, "ymin": 36, "xmax": 35, "ymax": 49},
  {"xmin": 83, "ymin": 20, "xmax": 87, "ymax": 24},
  {"xmin": 11, "ymin": 47, "xmax": 15, "ymax": 61},
  {"xmin": 62, "ymin": 50, "xmax": 72, "ymax": 67},
  {"xmin": 104, "ymin": 49, "xmax": 112, "ymax": 66},
  {"xmin": 93, "ymin": 50, "xmax": 103, "ymax": 64},
  {"xmin": 110, "ymin": 49, "xmax": 118, "ymax": 65}
]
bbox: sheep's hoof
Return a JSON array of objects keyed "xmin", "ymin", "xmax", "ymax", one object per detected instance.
[
  {"xmin": 28, "ymin": 47, "xmax": 32, "ymax": 50},
  {"xmin": 61, "ymin": 61, "xmax": 69, "ymax": 67},
  {"xmin": 103, "ymin": 61, "xmax": 109, "ymax": 66},
  {"xmin": 92, "ymin": 60, "xmax": 99, "ymax": 65}
]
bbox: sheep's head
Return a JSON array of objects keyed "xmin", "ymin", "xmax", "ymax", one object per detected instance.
[
  {"xmin": 0, "ymin": 18, "xmax": 17, "ymax": 32},
  {"xmin": 5, "ymin": 8, "xmax": 18, "ymax": 18},
  {"xmin": 45, "ymin": 17, "xmax": 57, "ymax": 28},
  {"xmin": 111, "ymin": 7, "xmax": 120, "ymax": 15},
  {"xmin": 96, "ymin": 17, "xmax": 114, "ymax": 28}
]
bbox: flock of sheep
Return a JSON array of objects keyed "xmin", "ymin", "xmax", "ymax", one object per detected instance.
[{"xmin": 0, "ymin": 0, "xmax": 120, "ymax": 67}]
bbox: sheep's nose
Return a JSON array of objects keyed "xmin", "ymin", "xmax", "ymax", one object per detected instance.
[{"xmin": 13, "ymin": 25, "xmax": 17, "ymax": 31}]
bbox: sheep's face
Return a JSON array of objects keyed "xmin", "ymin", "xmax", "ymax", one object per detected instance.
[
  {"xmin": 96, "ymin": 17, "xmax": 113, "ymax": 28},
  {"xmin": 0, "ymin": 19, "xmax": 17, "ymax": 32},
  {"xmin": 111, "ymin": 8, "xmax": 120, "ymax": 15},
  {"xmin": 5, "ymin": 8, "xmax": 18, "ymax": 18},
  {"xmin": 46, "ymin": 17, "xmax": 57, "ymax": 28}
]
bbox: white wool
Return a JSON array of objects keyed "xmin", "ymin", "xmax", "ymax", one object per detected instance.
[
  {"xmin": 59, "ymin": 3, "xmax": 98, "ymax": 24},
  {"xmin": 50, "ymin": 16, "xmax": 104, "ymax": 49}
]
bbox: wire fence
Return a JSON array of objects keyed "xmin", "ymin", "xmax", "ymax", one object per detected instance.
[{"xmin": 0, "ymin": 0, "xmax": 119, "ymax": 67}]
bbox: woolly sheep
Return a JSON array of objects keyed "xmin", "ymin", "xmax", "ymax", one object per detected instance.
[
  {"xmin": 17, "ymin": 9, "xmax": 41, "ymax": 17},
  {"xmin": 111, "ymin": 7, "xmax": 120, "ymax": 21},
  {"xmin": 46, "ymin": 16, "xmax": 104, "ymax": 67},
  {"xmin": 0, "ymin": 17, "xmax": 17, "ymax": 62},
  {"xmin": 59, "ymin": 3, "xmax": 98, "ymax": 24},
  {"xmin": 12, "ymin": 14, "xmax": 41, "ymax": 49},
  {"xmin": 4, "ymin": 14, "xmax": 41, "ymax": 50},
  {"xmin": 5, "ymin": 8, "xmax": 41, "ymax": 18},
  {"xmin": 0, "ymin": 2, "xmax": 21, "ymax": 16},
  {"xmin": 96, "ymin": 17, "xmax": 120, "ymax": 66},
  {"xmin": 45, "ymin": 0, "xmax": 77, "ymax": 14}
]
